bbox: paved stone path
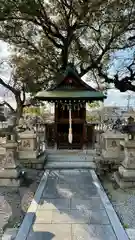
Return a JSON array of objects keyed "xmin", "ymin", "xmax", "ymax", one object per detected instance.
[{"xmin": 23, "ymin": 170, "xmax": 128, "ymax": 240}]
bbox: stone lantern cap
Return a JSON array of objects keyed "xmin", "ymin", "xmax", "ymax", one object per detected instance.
[
  {"xmin": 4, "ymin": 141, "xmax": 18, "ymax": 148},
  {"xmin": 122, "ymin": 123, "xmax": 135, "ymax": 134},
  {"xmin": 19, "ymin": 130, "xmax": 36, "ymax": 139},
  {"xmin": 120, "ymin": 140, "xmax": 135, "ymax": 148},
  {"xmin": 102, "ymin": 131, "xmax": 125, "ymax": 139}
]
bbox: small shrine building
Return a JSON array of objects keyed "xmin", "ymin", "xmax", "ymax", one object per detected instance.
[{"xmin": 35, "ymin": 65, "xmax": 105, "ymax": 149}]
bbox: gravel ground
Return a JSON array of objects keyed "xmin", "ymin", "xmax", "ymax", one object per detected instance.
[
  {"xmin": 0, "ymin": 169, "xmax": 43, "ymax": 239},
  {"xmin": 100, "ymin": 174, "xmax": 135, "ymax": 229}
]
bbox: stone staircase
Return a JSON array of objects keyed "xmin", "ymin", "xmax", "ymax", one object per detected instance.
[{"xmin": 44, "ymin": 149, "xmax": 96, "ymax": 169}]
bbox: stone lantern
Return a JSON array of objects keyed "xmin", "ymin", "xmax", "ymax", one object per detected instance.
[
  {"xmin": 114, "ymin": 121, "xmax": 135, "ymax": 188},
  {"xmin": 0, "ymin": 116, "xmax": 22, "ymax": 186}
]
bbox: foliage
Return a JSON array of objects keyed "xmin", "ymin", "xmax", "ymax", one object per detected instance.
[
  {"xmin": 0, "ymin": 70, "xmax": 26, "ymax": 125},
  {"xmin": 23, "ymin": 106, "xmax": 41, "ymax": 115},
  {"xmin": 123, "ymin": 223, "xmax": 129, "ymax": 229},
  {"xmin": 88, "ymin": 101, "xmax": 100, "ymax": 109},
  {"xmin": 86, "ymin": 115, "xmax": 99, "ymax": 123},
  {"xmin": 0, "ymin": 0, "xmax": 134, "ymax": 92}
]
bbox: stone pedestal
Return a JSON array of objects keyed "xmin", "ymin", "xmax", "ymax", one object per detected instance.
[
  {"xmin": 0, "ymin": 141, "xmax": 21, "ymax": 187},
  {"xmin": 114, "ymin": 140, "xmax": 135, "ymax": 188},
  {"xmin": 37, "ymin": 130, "xmax": 46, "ymax": 154},
  {"xmin": 96, "ymin": 131, "xmax": 126, "ymax": 172},
  {"xmin": 18, "ymin": 130, "xmax": 45, "ymax": 169}
]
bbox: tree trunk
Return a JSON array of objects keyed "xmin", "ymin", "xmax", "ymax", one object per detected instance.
[
  {"xmin": 11, "ymin": 101, "xmax": 23, "ymax": 142},
  {"xmin": 61, "ymin": 40, "xmax": 69, "ymax": 69}
]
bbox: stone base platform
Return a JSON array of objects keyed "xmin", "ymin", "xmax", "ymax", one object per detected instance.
[
  {"xmin": 119, "ymin": 166, "xmax": 135, "ymax": 179},
  {"xmin": 0, "ymin": 178, "xmax": 20, "ymax": 187},
  {"xmin": 114, "ymin": 171, "xmax": 135, "ymax": 189},
  {"xmin": 0, "ymin": 169, "xmax": 20, "ymax": 178},
  {"xmin": 19, "ymin": 153, "xmax": 47, "ymax": 169}
]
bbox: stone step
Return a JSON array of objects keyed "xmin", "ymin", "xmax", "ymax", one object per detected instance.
[
  {"xmin": 46, "ymin": 149, "xmax": 96, "ymax": 155},
  {"xmin": 47, "ymin": 156, "xmax": 94, "ymax": 162},
  {"xmin": 44, "ymin": 161, "xmax": 96, "ymax": 169}
]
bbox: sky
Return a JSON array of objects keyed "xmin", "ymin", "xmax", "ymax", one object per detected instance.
[{"xmin": 0, "ymin": 40, "xmax": 135, "ymax": 109}]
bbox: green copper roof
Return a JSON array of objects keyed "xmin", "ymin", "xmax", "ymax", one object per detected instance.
[{"xmin": 35, "ymin": 90, "xmax": 105, "ymax": 100}]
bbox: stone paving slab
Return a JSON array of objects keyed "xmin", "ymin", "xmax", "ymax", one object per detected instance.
[
  {"xmin": 38, "ymin": 198, "xmax": 70, "ymax": 210},
  {"xmin": 72, "ymin": 224, "xmax": 118, "ymax": 240},
  {"xmin": 28, "ymin": 224, "xmax": 72, "ymax": 240},
  {"xmin": 16, "ymin": 170, "xmax": 128, "ymax": 240},
  {"xmin": 35, "ymin": 210, "xmax": 53, "ymax": 224},
  {"xmin": 71, "ymin": 197, "xmax": 105, "ymax": 210},
  {"xmin": 126, "ymin": 228, "xmax": 135, "ymax": 240},
  {"xmin": 2, "ymin": 228, "xmax": 18, "ymax": 240},
  {"xmin": 50, "ymin": 209, "xmax": 110, "ymax": 224}
]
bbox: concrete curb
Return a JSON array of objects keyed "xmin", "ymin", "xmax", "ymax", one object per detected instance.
[
  {"xmin": 15, "ymin": 170, "xmax": 49, "ymax": 240},
  {"xmin": 90, "ymin": 170, "xmax": 129, "ymax": 240}
]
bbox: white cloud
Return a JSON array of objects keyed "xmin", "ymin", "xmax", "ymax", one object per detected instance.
[
  {"xmin": 105, "ymin": 89, "xmax": 135, "ymax": 107},
  {"xmin": 0, "ymin": 41, "xmax": 10, "ymax": 58}
]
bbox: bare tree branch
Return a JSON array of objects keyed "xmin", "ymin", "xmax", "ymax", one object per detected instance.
[
  {"xmin": 0, "ymin": 77, "xmax": 19, "ymax": 95},
  {"xmin": 3, "ymin": 101, "xmax": 15, "ymax": 113}
]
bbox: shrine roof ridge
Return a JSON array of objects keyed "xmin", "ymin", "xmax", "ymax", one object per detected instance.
[{"xmin": 35, "ymin": 90, "xmax": 106, "ymax": 101}]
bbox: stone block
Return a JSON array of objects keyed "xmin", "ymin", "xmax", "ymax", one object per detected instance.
[
  {"xmin": 119, "ymin": 166, "xmax": 135, "ymax": 179},
  {"xmin": 0, "ymin": 148, "xmax": 5, "ymax": 155},
  {"xmin": 114, "ymin": 171, "xmax": 135, "ymax": 188},
  {"xmin": 123, "ymin": 140, "xmax": 135, "ymax": 148},
  {"xmin": 0, "ymin": 178, "xmax": 20, "ymax": 187},
  {"xmin": 19, "ymin": 131, "xmax": 37, "ymax": 151},
  {"xmin": 2, "ymin": 228, "xmax": 18, "ymax": 240},
  {"xmin": 101, "ymin": 131, "xmax": 126, "ymax": 150},
  {"xmin": 122, "ymin": 155, "xmax": 135, "ymax": 169},
  {"xmin": 19, "ymin": 130, "xmax": 36, "ymax": 139},
  {"xmin": 5, "ymin": 141, "xmax": 18, "ymax": 149},
  {"xmin": 0, "ymin": 151, "xmax": 19, "ymax": 170},
  {"xmin": 19, "ymin": 139, "xmax": 36, "ymax": 151},
  {"xmin": 0, "ymin": 169, "xmax": 20, "ymax": 178},
  {"xmin": 18, "ymin": 150, "xmax": 37, "ymax": 160},
  {"xmin": 102, "ymin": 148, "xmax": 121, "ymax": 159}
]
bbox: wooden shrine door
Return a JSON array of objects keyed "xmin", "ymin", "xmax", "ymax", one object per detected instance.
[{"xmin": 57, "ymin": 123, "xmax": 83, "ymax": 149}]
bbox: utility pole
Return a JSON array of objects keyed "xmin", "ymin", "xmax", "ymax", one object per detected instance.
[{"xmin": 127, "ymin": 94, "xmax": 131, "ymax": 110}]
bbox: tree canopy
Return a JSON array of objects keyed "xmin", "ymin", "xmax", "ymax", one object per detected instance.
[{"xmin": 0, "ymin": 0, "xmax": 135, "ymax": 92}]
